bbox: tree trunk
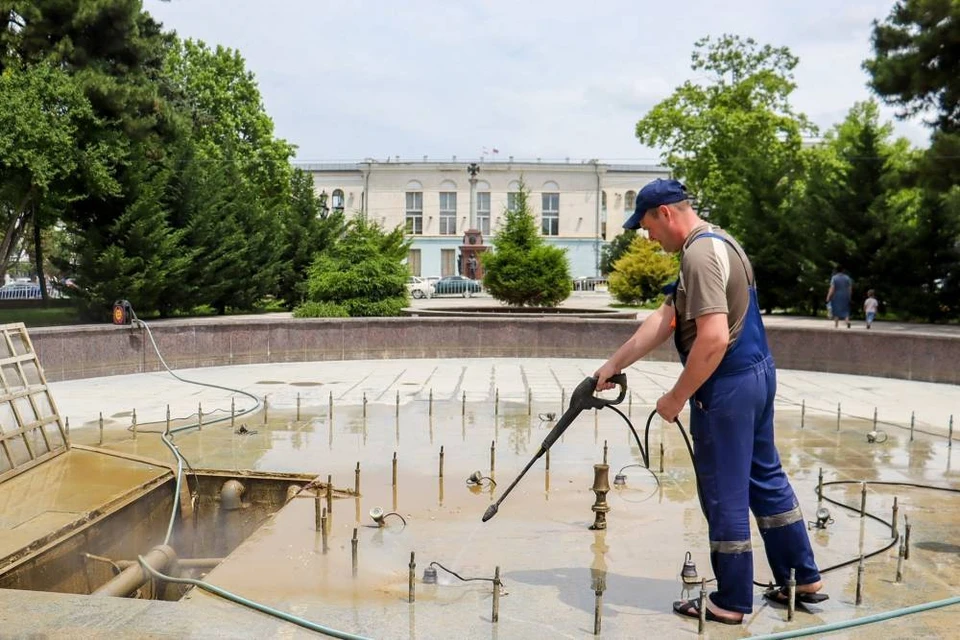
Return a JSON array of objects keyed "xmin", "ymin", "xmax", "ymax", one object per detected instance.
[
  {"xmin": 0, "ymin": 211, "xmax": 29, "ymax": 283},
  {"xmin": 0, "ymin": 188, "xmax": 33, "ymax": 282},
  {"xmin": 33, "ymin": 205, "xmax": 47, "ymax": 301}
]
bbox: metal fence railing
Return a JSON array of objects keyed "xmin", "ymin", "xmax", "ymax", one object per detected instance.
[
  {"xmin": 427, "ymin": 277, "xmax": 484, "ymax": 297},
  {"xmin": 572, "ymin": 277, "xmax": 608, "ymax": 292},
  {"xmin": 0, "ymin": 284, "xmax": 67, "ymax": 300}
]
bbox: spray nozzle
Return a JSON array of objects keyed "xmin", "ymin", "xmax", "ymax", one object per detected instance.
[{"xmin": 481, "ymin": 504, "xmax": 499, "ymax": 522}]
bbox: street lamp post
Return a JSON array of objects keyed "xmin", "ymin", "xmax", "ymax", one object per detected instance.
[
  {"xmin": 318, "ymin": 190, "xmax": 330, "ymax": 219},
  {"xmin": 467, "ymin": 163, "xmax": 480, "ymax": 230}
]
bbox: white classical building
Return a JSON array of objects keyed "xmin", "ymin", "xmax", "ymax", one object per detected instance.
[{"xmin": 296, "ymin": 158, "xmax": 669, "ymax": 278}]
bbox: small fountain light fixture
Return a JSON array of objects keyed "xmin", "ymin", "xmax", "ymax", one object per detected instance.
[
  {"xmin": 680, "ymin": 551, "xmax": 699, "ymax": 585},
  {"xmin": 866, "ymin": 430, "xmax": 888, "ymax": 443},
  {"xmin": 422, "ymin": 565, "xmax": 438, "ymax": 584},
  {"xmin": 368, "ymin": 506, "xmax": 407, "ymax": 528},
  {"xmin": 808, "ymin": 507, "xmax": 833, "ymax": 530},
  {"xmin": 466, "ymin": 471, "xmax": 497, "ymax": 487}
]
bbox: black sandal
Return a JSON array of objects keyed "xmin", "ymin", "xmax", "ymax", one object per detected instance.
[
  {"xmin": 762, "ymin": 585, "xmax": 830, "ymax": 609},
  {"xmin": 672, "ymin": 599, "xmax": 743, "ymax": 626}
]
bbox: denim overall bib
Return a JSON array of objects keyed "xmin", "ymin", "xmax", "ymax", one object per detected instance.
[{"xmin": 673, "ymin": 232, "xmax": 820, "ymax": 613}]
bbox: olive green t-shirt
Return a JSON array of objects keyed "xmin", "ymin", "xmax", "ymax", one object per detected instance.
[{"xmin": 669, "ymin": 224, "xmax": 753, "ymax": 354}]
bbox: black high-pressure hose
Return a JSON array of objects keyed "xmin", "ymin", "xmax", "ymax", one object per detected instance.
[{"xmin": 610, "ymin": 408, "xmax": 959, "ymax": 587}]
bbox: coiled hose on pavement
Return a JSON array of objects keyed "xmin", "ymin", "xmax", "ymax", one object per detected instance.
[{"xmin": 624, "ymin": 409, "xmax": 960, "ymax": 635}]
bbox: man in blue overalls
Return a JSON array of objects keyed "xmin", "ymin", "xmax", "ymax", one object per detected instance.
[{"xmin": 595, "ymin": 179, "xmax": 826, "ymax": 625}]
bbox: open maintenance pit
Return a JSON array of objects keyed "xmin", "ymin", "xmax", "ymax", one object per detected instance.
[{"xmin": 1, "ymin": 351, "xmax": 957, "ymax": 639}]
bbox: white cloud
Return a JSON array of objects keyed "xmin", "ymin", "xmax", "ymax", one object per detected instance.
[{"xmin": 143, "ymin": 0, "xmax": 930, "ymax": 160}]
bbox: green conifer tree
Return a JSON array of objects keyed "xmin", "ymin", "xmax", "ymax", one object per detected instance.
[
  {"xmin": 481, "ymin": 179, "xmax": 572, "ymax": 307},
  {"xmin": 296, "ymin": 217, "xmax": 410, "ymax": 317}
]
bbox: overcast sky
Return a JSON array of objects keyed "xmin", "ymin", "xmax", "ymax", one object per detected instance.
[{"xmin": 143, "ymin": 0, "xmax": 930, "ymax": 163}]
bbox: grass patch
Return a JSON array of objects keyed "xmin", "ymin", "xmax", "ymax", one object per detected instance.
[
  {"xmin": 0, "ymin": 306, "xmax": 85, "ymax": 327},
  {"xmin": 0, "ymin": 296, "xmax": 292, "ymax": 329}
]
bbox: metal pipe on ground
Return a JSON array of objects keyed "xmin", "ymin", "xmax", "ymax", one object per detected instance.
[
  {"xmin": 117, "ymin": 557, "xmax": 222, "ymax": 570},
  {"xmin": 856, "ymin": 554, "xmax": 865, "ymax": 605},
  {"xmin": 492, "ymin": 566, "xmax": 501, "ymax": 623},
  {"xmin": 93, "ymin": 545, "xmax": 177, "ymax": 597}
]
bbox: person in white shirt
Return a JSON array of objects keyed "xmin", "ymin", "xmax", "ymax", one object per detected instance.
[{"xmin": 863, "ymin": 290, "xmax": 879, "ymax": 329}]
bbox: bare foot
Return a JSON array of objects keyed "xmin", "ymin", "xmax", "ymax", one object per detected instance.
[{"xmin": 797, "ymin": 580, "xmax": 823, "ymax": 594}]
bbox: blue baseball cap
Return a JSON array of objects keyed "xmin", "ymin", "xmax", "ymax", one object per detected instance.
[{"xmin": 623, "ymin": 179, "xmax": 690, "ymax": 230}]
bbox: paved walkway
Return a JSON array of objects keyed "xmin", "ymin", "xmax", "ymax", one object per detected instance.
[
  {"xmin": 411, "ymin": 291, "xmax": 960, "ymax": 337},
  {"xmin": 52, "ymin": 357, "xmax": 960, "ymax": 446},
  {"xmin": 54, "ymin": 291, "xmax": 960, "ymax": 340}
]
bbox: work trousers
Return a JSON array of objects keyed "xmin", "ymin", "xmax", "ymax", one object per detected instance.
[{"xmin": 689, "ymin": 356, "xmax": 820, "ymax": 613}]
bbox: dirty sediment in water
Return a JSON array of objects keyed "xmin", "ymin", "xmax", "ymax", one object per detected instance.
[{"xmin": 13, "ymin": 359, "xmax": 958, "ymax": 638}]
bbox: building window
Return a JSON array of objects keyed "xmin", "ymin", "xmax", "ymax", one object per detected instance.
[
  {"xmin": 601, "ymin": 191, "xmax": 608, "ymax": 238},
  {"xmin": 407, "ymin": 249, "xmax": 421, "ymax": 276},
  {"xmin": 624, "ymin": 191, "xmax": 636, "ymax": 216},
  {"xmin": 332, "ymin": 189, "xmax": 345, "ymax": 213},
  {"xmin": 542, "ymin": 192, "xmax": 559, "ymax": 236},
  {"xmin": 441, "ymin": 249, "xmax": 456, "ymax": 276},
  {"xmin": 507, "ymin": 192, "xmax": 520, "ymax": 212},
  {"xmin": 477, "ymin": 192, "xmax": 491, "ymax": 236},
  {"xmin": 439, "ymin": 192, "xmax": 457, "ymax": 235},
  {"xmin": 405, "ymin": 191, "xmax": 423, "ymax": 235}
]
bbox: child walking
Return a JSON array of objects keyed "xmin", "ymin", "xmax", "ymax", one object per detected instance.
[{"xmin": 863, "ymin": 290, "xmax": 878, "ymax": 329}]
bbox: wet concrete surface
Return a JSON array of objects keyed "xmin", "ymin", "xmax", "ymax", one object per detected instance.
[
  {"xmin": 170, "ymin": 406, "xmax": 958, "ymax": 639},
  {"xmin": 1, "ymin": 358, "xmax": 958, "ymax": 638},
  {"xmin": 0, "ymin": 585, "xmax": 284, "ymax": 638}
]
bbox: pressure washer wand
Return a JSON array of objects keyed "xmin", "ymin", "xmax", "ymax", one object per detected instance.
[
  {"xmin": 480, "ymin": 449, "xmax": 544, "ymax": 522},
  {"xmin": 481, "ymin": 373, "xmax": 627, "ymax": 522}
]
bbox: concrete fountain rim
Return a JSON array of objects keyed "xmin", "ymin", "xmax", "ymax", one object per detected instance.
[{"xmin": 402, "ymin": 306, "xmax": 638, "ymax": 319}]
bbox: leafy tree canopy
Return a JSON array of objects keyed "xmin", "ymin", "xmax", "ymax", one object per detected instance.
[
  {"xmin": 0, "ymin": 62, "xmax": 121, "ymax": 281},
  {"xmin": 635, "ymin": 34, "xmax": 815, "ymax": 311},
  {"xmin": 163, "ymin": 38, "xmax": 294, "ymax": 202}
]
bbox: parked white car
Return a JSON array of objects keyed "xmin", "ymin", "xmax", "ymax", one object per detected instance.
[{"xmin": 406, "ymin": 276, "xmax": 435, "ymax": 299}]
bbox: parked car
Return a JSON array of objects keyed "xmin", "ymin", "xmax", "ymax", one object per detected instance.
[
  {"xmin": 432, "ymin": 275, "xmax": 482, "ymax": 297},
  {"xmin": 406, "ymin": 276, "xmax": 435, "ymax": 299}
]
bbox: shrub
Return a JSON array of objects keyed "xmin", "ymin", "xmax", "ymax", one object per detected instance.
[
  {"xmin": 300, "ymin": 216, "xmax": 410, "ymax": 317},
  {"xmin": 608, "ymin": 236, "xmax": 678, "ymax": 305}
]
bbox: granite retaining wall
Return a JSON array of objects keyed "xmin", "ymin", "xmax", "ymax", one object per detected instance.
[{"xmin": 27, "ymin": 316, "xmax": 960, "ymax": 385}]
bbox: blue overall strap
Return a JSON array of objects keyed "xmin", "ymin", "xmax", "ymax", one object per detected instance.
[{"xmin": 673, "ymin": 231, "xmax": 770, "ymax": 375}]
